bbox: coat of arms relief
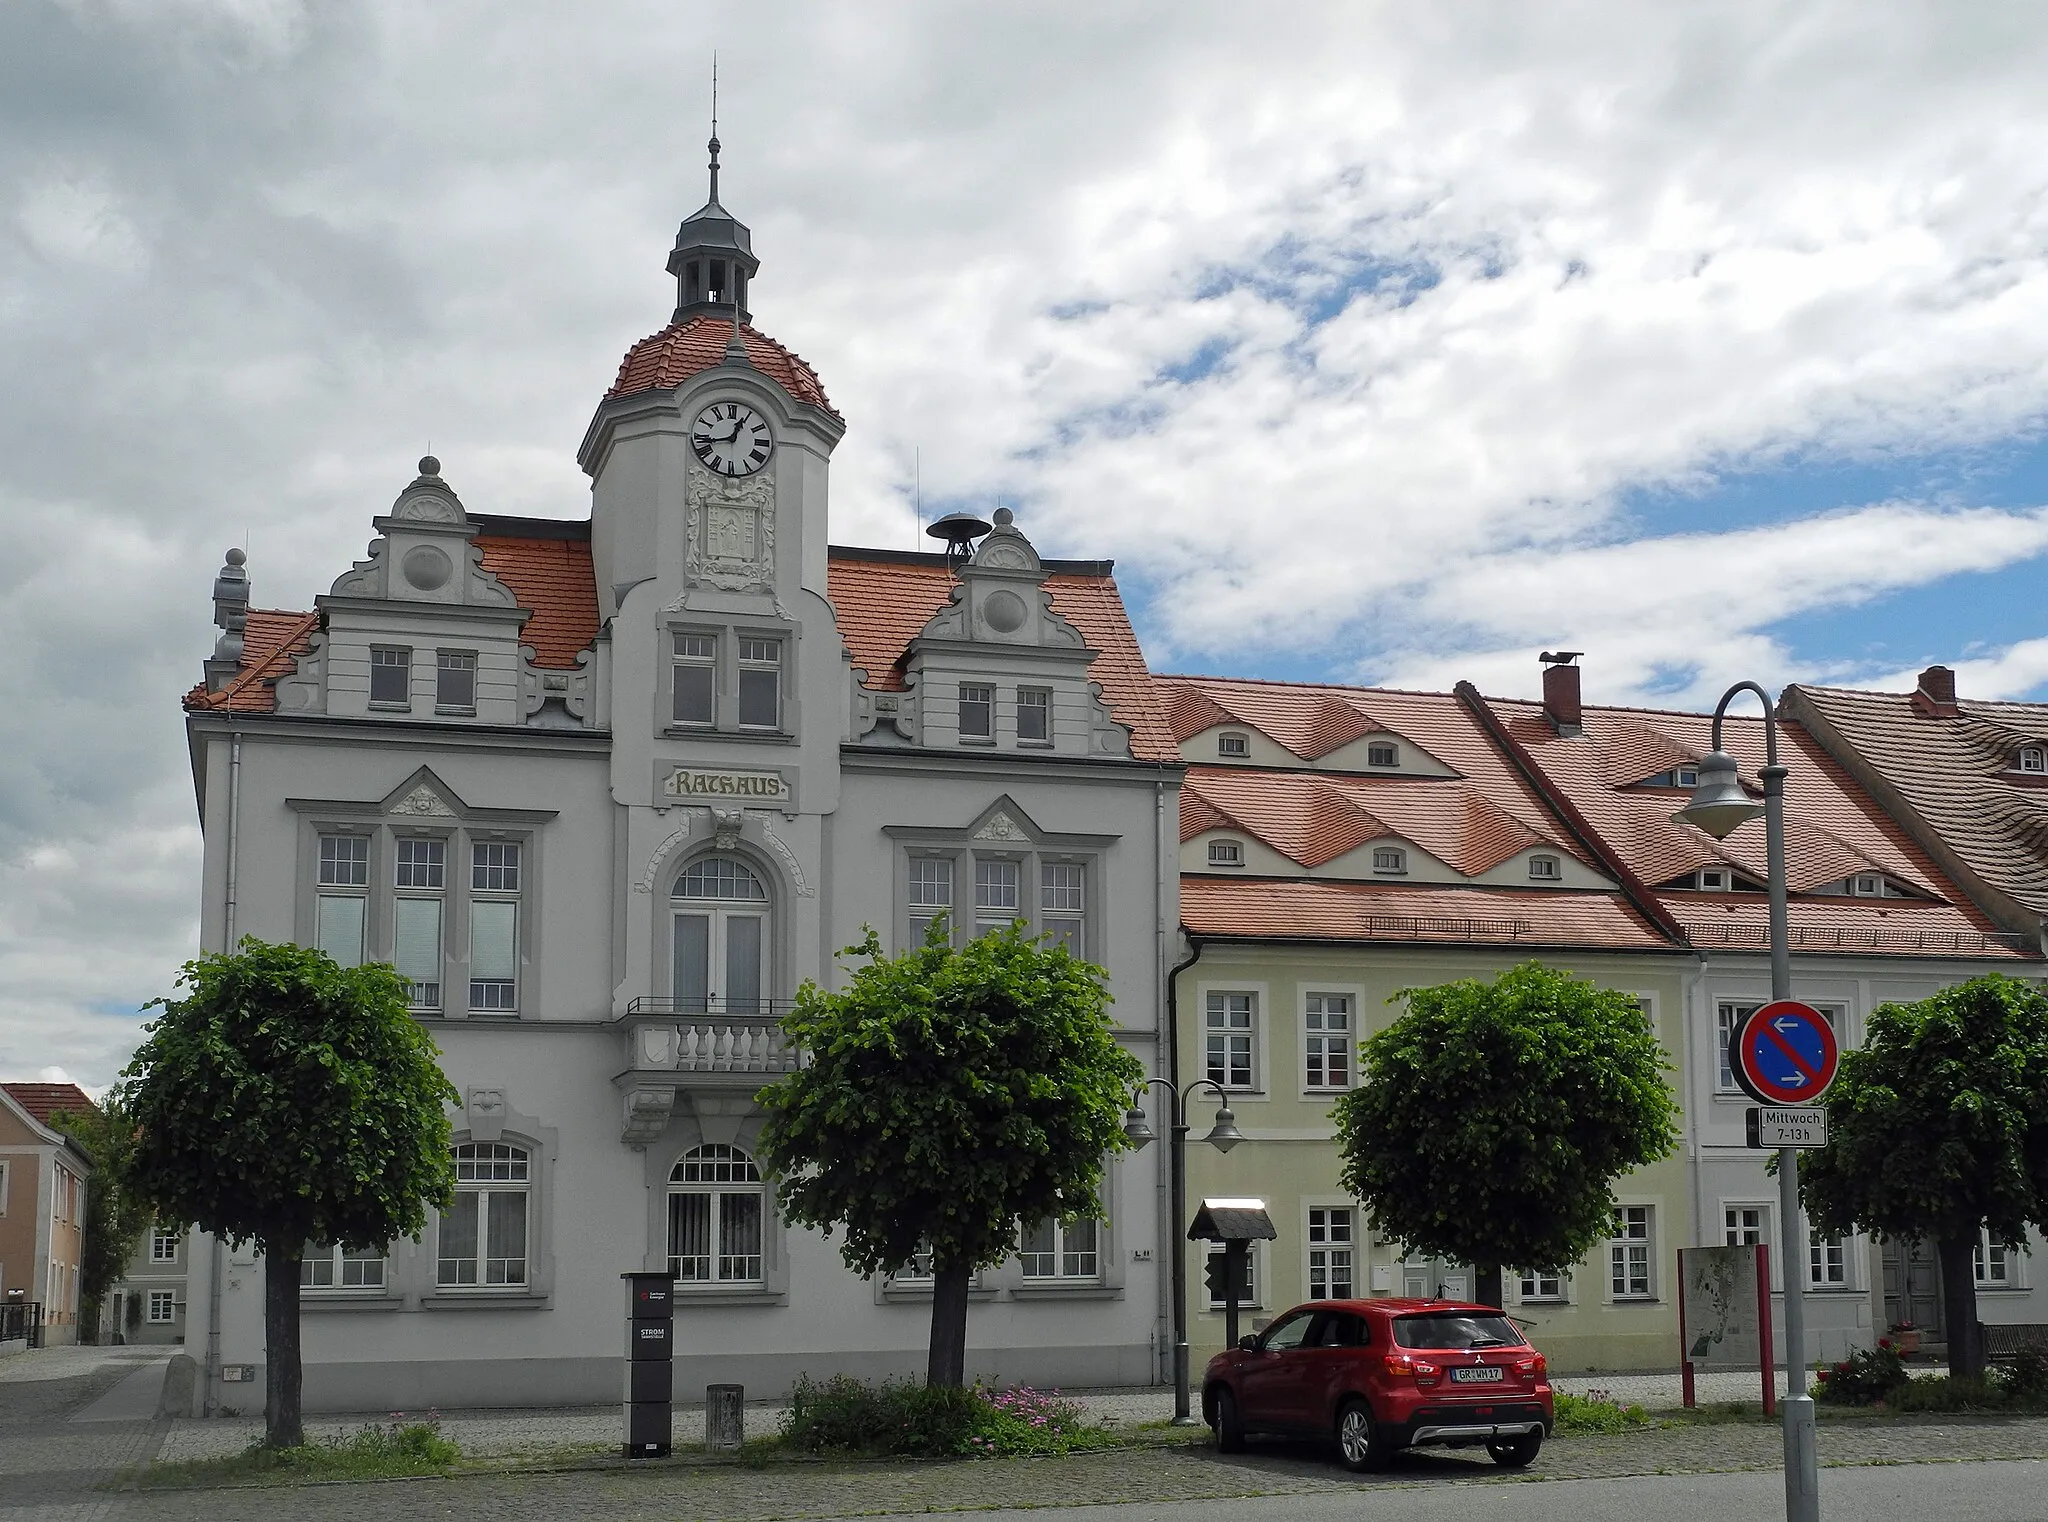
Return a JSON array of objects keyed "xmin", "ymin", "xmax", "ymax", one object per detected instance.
[{"xmin": 685, "ymin": 459, "xmax": 775, "ymax": 591}]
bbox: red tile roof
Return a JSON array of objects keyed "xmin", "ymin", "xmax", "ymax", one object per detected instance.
[
  {"xmin": 606, "ymin": 315, "xmax": 837, "ymax": 417},
  {"xmin": 473, "ymin": 533, "xmax": 600, "ymax": 670},
  {"xmin": 1181, "ymin": 878, "xmax": 1673, "ymax": 952},
  {"xmin": 1479, "ymin": 693, "xmax": 2034, "ymax": 959},
  {"xmin": 1790, "ymin": 684, "xmax": 2048, "ymax": 923},
  {"xmin": 182, "ymin": 609, "xmax": 319, "ymax": 713},
  {"xmin": 1162, "ymin": 675, "xmax": 1446, "ymax": 762},
  {"xmin": 828, "ymin": 551, "xmax": 1177, "ymax": 762},
  {"xmin": 2, "ymin": 1082, "xmax": 94, "ymax": 1124}
]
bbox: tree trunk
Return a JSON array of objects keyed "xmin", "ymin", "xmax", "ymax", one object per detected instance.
[
  {"xmin": 1473, "ymin": 1264, "xmax": 1504, "ymax": 1312},
  {"xmin": 263, "ymin": 1242, "xmax": 305, "ymax": 1448},
  {"xmin": 926, "ymin": 1259, "xmax": 972, "ymax": 1388},
  {"xmin": 1938, "ymin": 1235, "xmax": 1983, "ymax": 1380}
]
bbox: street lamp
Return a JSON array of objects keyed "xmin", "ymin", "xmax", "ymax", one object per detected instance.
[
  {"xmin": 1124, "ymin": 1078, "xmax": 1242, "ymax": 1424},
  {"xmin": 1673, "ymin": 680, "xmax": 1819, "ymax": 1522}
]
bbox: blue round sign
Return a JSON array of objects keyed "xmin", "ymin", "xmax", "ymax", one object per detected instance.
[{"xmin": 1734, "ymin": 1000, "xmax": 1839, "ymax": 1105}]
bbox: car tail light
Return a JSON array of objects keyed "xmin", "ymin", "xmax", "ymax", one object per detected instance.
[
  {"xmin": 1382, "ymin": 1354, "xmax": 1439, "ymax": 1382},
  {"xmin": 1515, "ymin": 1353, "xmax": 1547, "ymax": 1377}
]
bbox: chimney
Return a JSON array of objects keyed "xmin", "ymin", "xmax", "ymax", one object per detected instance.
[
  {"xmin": 1540, "ymin": 651, "xmax": 1583, "ymax": 736},
  {"xmin": 1911, "ymin": 664, "xmax": 1960, "ymax": 719}
]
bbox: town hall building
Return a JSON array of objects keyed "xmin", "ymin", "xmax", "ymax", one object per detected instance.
[{"xmin": 180, "ymin": 147, "xmax": 1182, "ymax": 1412}]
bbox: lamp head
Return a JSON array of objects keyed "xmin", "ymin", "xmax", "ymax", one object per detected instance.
[
  {"xmin": 1672, "ymin": 749, "xmax": 1764, "ymax": 840},
  {"xmin": 1122, "ymin": 1106, "xmax": 1156, "ymax": 1149},
  {"xmin": 1203, "ymin": 1105, "xmax": 1244, "ymax": 1154}
]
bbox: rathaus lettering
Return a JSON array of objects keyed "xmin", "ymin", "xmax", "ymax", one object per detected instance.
[{"xmin": 663, "ymin": 769, "xmax": 788, "ymax": 800}]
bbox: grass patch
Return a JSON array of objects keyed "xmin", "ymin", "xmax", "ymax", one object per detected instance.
[
  {"xmin": 1554, "ymin": 1390, "xmax": 1653, "ymax": 1434},
  {"xmin": 130, "ymin": 1417, "xmax": 459, "ymax": 1490}
]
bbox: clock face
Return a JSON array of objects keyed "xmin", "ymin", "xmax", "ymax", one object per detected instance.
[{"xmin": 691, "ymin": 401, "xmax": 774, "ymax": 477}]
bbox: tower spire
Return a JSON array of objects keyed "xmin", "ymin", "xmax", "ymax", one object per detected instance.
[{"xmin": 708, "ymin": 53, "xmax": 721, "ymax": 205}]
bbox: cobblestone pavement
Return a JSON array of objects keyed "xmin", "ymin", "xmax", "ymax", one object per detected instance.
[
  {"xmin": 0, "ymin": 1346, "xmax": 170, "ymax": 1522},
  {"xmin": 99, "ymin": 1415, "xmax": 2048, "ymax": 1520}
]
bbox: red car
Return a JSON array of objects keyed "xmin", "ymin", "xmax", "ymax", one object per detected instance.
[{"xmin": 1202, "ymin": 1298, "xmax": 1553, "ymax": 1471}]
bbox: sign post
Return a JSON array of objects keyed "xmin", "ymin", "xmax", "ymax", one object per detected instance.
[{"xmin": 1732, "ymin": 999, "xmax": 1839, "ymax": 1522}]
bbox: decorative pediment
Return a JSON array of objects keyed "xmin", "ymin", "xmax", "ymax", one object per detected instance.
[
  {"xmin": 974, "ymin": 810, "xmax": 1029, "ymax": 842},
  {"xmin": 379, "ymin": 767, "xmax": 467, "ymax": 818},
  {"xmin": 391, "ymin": 785, "xmax": 455, "ymax": 817}
]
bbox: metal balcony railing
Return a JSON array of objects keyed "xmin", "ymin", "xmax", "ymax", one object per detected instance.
[{"xmin": 0, "ymin": 1300, "xmax": 43, "ymax": 1348}]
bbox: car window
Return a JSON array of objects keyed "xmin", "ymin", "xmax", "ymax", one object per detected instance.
[
  {"xmin": 1260, "ymin": 1312, "xmax": 1315, "ymax": 1351},
  {"xmin": 1311, "ymin": 1312, "xmax": 1368, "ymax": 1348},
  {"xmin": 1390, "ymin": 1313, "xmax": 1524, "ymax": 1350}
]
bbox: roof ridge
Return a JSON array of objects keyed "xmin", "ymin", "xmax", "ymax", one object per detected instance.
[{"xmin": 1157, "ymin": 672, "xmax": 1459, "ymax": 700}]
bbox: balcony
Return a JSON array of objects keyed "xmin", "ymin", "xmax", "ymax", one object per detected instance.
[{"xmin": 614, "ymin": 999, "xmax": 801, "ymax": 1144}]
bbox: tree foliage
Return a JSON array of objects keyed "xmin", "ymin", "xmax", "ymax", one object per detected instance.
[
  {"xmin": 117, "ymin": 938, "xmax": 460, "ymax": 1445},
  {"xmin": 1334, "ymin": 961, "xmax": 1680, "ymax": 1307},
  {"xmin": 45, "ymin": 1094, "xmax": 150, "ymax": 1341},
  {"xmin": 1801, "ymin": 974, "xmax": 2048, "ymax": 1378},
  {"xmin": 756, "ymin": 925, "xmax": 1143, "ymax": 1386}
]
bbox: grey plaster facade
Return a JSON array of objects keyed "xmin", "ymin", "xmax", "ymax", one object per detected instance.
[{"xmin": 181, "ymin": 184, "xmax": 1179, "ymax": 1413}]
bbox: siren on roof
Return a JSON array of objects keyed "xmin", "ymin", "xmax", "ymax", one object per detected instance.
[{"xmin": 926, "ymin": 510, "xmax": 991, "ymax": 567}]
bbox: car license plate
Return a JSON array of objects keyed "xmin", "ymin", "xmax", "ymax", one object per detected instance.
[{"xmin": 1450, "ymin": 1365, "xmax": 1505, "ymax": 1384}]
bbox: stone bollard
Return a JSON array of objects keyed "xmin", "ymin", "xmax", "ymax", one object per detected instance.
[{"xmin": 706, "ymin": 1383, "xmax": 745, "ymax": 1450}]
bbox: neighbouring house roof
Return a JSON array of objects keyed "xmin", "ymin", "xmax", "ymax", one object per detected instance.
[
  {"xmin": 1161, "ymin": 674, "xmax": 1449, "ymax": 762},
  {"xmin": 1, "ymin": 1082, "xmax": 94, "ymax": 1124},
  {"xmin": 605, "ymin": 315, "xmax": 838, "ymax": 418},
  {"xmin": 1181, "ymin": 878, "xmax": 1674, "ymax": 953},
  {"xmin": 1789, "ymin": 684, "xmax": 2048, "ymax": 925},
  {"xmin": 827, "ymin": 549, "xmax": 1177, "ymax": 762},
  {"xmin": 1477, "ymin": 693, "xmax": 2034, "ymax": 961}
]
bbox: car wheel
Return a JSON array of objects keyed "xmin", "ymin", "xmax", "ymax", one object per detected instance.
[
  {"xmin": 1335, "ymin": 1397, "xmax": 1392, "ymax": 1473},
  {"xmin": 1212, "ymin": 1388, "xmax": 1246, "ymax": 1453},
  {"xmin": 1487, "ymin": 1431, "xmax": 1542, "ymax": 1468}
]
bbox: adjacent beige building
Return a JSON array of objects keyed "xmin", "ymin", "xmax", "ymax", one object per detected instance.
[{"xmin": 0, "ymin": 1084, "xmax": 94, "ymax": 1348}]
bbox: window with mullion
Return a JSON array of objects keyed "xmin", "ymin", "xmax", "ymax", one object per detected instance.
[
  {"xmin": 672, "ymin": 633, "xmax": 717, "ymax": 725},
  {"xmin": 1205, "ymin": 991, "xmax": 1257, "ymax": 1090},
  {"xmin": 736, "ymin": 637, "xmax": 782, "ymax": 729},
  {"xmin": 1303, "ymin": 994, "xmax": 1351, "ymax": 1089},
  {"xmin": 1040, "ymin": 861, "xmax": 1085, "ymax": 955},
  {"xmin": 1019, "ymin": 1216, "xmax": 1098, "ymax": 1281},
  {"xmin": 439, "ymin": 1143, "xmax": 530, "ymax": 1288},
  {"xmin": 394, "ymin": 835, "xmax": 447, "ymax": 1011},
  {"xmin": 1307, "ymin": 1208, "xmax": 1353, "ymax": 1299},
  {"xmin": 908, "ymin": 856, "xmax": 955, "ymax": 948},
  {"xmin": 316, "ymin": 835, "xmax": 369, "ymax": 968},
  {"xmin": 469, "ymin": 841, "xmax": 521, "ymax": 1012},
  {"xmin": 1609, "ymin": 1206, "xmax": 1654, "ymax": 1299},
  {"xmin": 974, "ymin": 857, "xmax": 1021, "ymax": 937},
  {"xmin": 301, "ymin": 1242, "xmax": 387, "ymax": 1290},
  {"xmin": 668, "ymin": 1145, "xmax": 765, "ymax": 1284}
]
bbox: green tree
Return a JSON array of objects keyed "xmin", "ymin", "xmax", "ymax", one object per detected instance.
[
  {"xmin": 1334, "ymin": 961, "xmax": 1680, "ymax": 1310},
  {"xmin": 44, "ymin": 1095, "xmax": 149, "ymax": 1342},
  {"xmin": 116, "ymin": 938, "xmax": 460, "ymax": 1447},
  {"xmin": 757, "ymin": 925, "xmax": 1143, "ymax": 1387},
  {"xmin": 1801, "ymin": 974, "xmax": 2048, "ymax": 1379}
]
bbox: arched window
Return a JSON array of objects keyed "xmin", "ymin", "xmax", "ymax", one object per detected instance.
[
  {"xmin": 439, "ymin": 1142, "xmax": 530, "ymax": 1288},
  {"xmin": 668, "ymin": 1144, "xmax": 764, "ymax": 1284},
  {"xmin": 671, "ymin": 856, "xmax": 770, "ymax": 1014}
]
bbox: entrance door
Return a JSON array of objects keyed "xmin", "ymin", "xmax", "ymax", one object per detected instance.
[
  {"xmin": 671, "ymin": 857, "xmax": 770, "ymax": 1014},
  {"xmin": 1882, "ymin": 1239, "xmax": 1944, "ymax": 1337}
]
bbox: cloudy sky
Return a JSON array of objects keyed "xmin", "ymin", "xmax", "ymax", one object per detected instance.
[{"xmin": 7, "ymin": 0, "xmax": 2048, "ymax": 1086}]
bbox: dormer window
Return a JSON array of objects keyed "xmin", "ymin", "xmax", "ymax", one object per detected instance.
[
  {"xmin": 959, "ymin": 683, "xmax": 994, "ymax": 740},
  {"xmin": 1813, "ymin": 873, "xmax": 1908, "ymax": 898},
  {"xmin": 1850, "ymin": 874, "xmax": 1888, "ymax": 897},
  {"xmin": 1528, "ymin": 854, "xmax": 1562, "ymax": 881},
  {"xmin": 1698, "ymin": 868, "xmax": 1730, "ymax": 891},
  {"xmin": 2019, "ymin": 746, "xmax": 2046, "ymax": 774},
  {"xmin": 1640, "ymin": 766, "xmax": 1701, "ymax": 788},
  {"xmin": 1217, "ymin": 732, "xmax": 1249, "ymax": 758},
  {"xmin": 370, "ymin": 647, "xmax": 411, "ymax": 707},
  {"xmin": 1208, "ymin": 839, "xmax": 1245, "ymax": 867},
  {"xmin": 1372, "ymin": 846, "xmax": 1407, "ymax": 875},
  {"xmin": 1367, "ymin": 742, "xmax": 1398, "ymax": 768}
]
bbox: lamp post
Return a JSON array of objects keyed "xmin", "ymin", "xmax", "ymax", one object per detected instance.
[
  {"xmin": 1123, "ymin": 1078, "xmax": 1244, "ymax": 1424},
  {"xmin": 1673, "ymin": 680, "xmax": 1819, "ymax": 1522}
]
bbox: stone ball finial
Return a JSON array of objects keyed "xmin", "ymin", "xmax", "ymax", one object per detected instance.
[
  {"xmin": 993, "ymin": 506, "xmax": 1015, "ymax": 526},
  {"xmin": 225, "ymin": 547, "xmax": 247, "ymax": 566},
  {"xmin": 419, "ymin": 455, "xmax": 442, "ymax": 477}
]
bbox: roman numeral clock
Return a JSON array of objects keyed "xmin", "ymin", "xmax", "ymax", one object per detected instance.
[{"xmin": 692, "ymin": 401, "xmax": 774, "ymax": 477}]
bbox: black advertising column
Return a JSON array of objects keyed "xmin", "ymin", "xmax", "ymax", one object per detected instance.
[{"xmin": 622, "ymin": 1271, "xmax": 676, "ymax": 1459}]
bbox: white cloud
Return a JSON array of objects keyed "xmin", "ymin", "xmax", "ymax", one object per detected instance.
[{"xmin": 8, "ymin": 0, "xmax": 2048, "ymax": 1081}]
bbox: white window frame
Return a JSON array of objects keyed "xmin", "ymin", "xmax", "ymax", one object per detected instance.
[
  {"xmin": 958, "ymin": 681, "xmax": 995, "ymax": 741},
  {"xmin": 1204, "ymin": 1240, "xmax": 1262, "ymax": 1310},
  {"xmin": 736, "ymin": 637, "xmax": 782, "ymax": 730},
  {"xmin": 315, "ymin": 834, "xmax": 370, "ymax": 969},
  {"xmin": 438, "ymin": 1142, "xmax": 531, "ymax": 1290},
  {"xmin": 669, "ymin": 1144, "xmax": 767, "ymax": 1286},
  {"xmin": 1517, "ymin": 1267, "xmax": 1567, "ymax": 1303},
  {"xmin": 1204, "ymin": 989, "xmax": 1259, "ymax": 1092},
  {"xmin": 368, "ymin": 645, "xmax": 412, "ymax": 707},
  {"xmin": 1040, "ymin": 859, "xmax": 1086, "ymax": 957},
  {"xmin": 1528, "ymin": 853, "xmax": 1561, "ymax": 881},
  {"xmin": 2018, "ymin": 746, "xmax": 2046, "ymax": 774},
  {"xmin": 1302, "ymin": 991, "xmax": 1355, "ymax": 1091},
  {"xmin": 973, "ymin": 855, "xmax": 1022, "ymax": 937},
  {"xmin": 1216, "ymin": 731, "xmax": 1249, "ymax": 758},
  {"xmin": 1019, "ymin": 1216, "xmax": 1101, "ymax": 1283},
  {"xmin": 1017, "ymin": 686, "xmax": 1052, "ymax": 744},
  {"xmin": 1207, "ymin": 838, "xmax": 1244, "ymax": 867},
  {"xmin": 1723, "ymin": 1203, "xmax": 1767, "ymax": 1248},
  {"xmin": 1976, "ymin": 1230, "xmax": 2028, "ymax": 1290},
  {"xmin": 1810, "ymin": 1229, "xmax": 1850, "ymax": 1289},
  {"xmin": 1366, "ymin": 741, "xmax": 1398, "ymax": 768},
  {"xmin": 1717, "ymin": 1001, "xmax": 1844, "ymax": 1094},
  {"xmin": 468, "ymin": 840, "xmax": 521, "ymax": 1013},
  {"xmin": 150, "ymin": 1229, "xmax": 179, "ymax": 1265},
  {"xmin": 1305, "ymin": 1205, "xmax": 1355, "ymax": 1301},
  {"xmin": 671, "ymin": 632, "xmax": 717, "ymax": 726},
  {"xmin": 434, "ymin": 649, "xmax": 477, "ymax": 713},
  {"xmin": 394, "ymin": 836, "xmax": 448, "ymax": 1011},
  {"xmin": 1371, "ymin": 845, "xmax": 1407, "ymax": 875},
  {"xmin": 147, "ymin": 1290, "xmax": 176, "ymax": 1324},
  {"xmin": 1607, "ymin": 1203, "xmax": 1656, "ymax": 1301},
  {"xmin": 301, "ymin": 1242, "xmax": 387, "ymax": 1291},
  {"xmin": 907, "ymin": 852, "xmax": 956, "ymax": 948}
]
